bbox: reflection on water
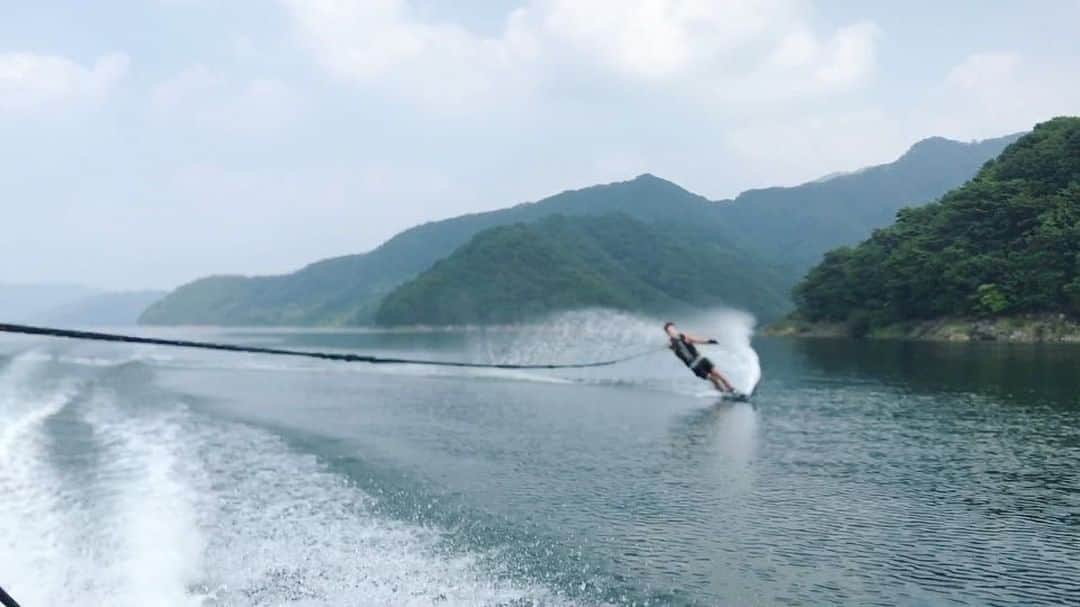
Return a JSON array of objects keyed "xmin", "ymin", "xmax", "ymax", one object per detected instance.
[
  {"xmin": 779, "ymin": 337, "xmax": 1080, "ymax": 407},
  {"xmin": 671, "ymin": 401, "xmax": 759, "ymax": 467}
]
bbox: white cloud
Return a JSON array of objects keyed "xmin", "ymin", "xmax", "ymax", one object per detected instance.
[
  {"xmin": 232, "ymin": 35, "xmax": 258, "ymax": 60},
  {"xmin": 281, "ymin": 0, "xmax": 878, "ymax": 109},
  {"xmin": 723, "ymin": 20, "xmax": 877, "ymax": 105},
  {"xmin": 0, "ymin": 52, "xmax": 129, "ymax": 112},
  {"xmin": 771, "ymin": 28, "xmax": 818, "ymax": 68},
  {"xmin": 151, "ymin": 64, "xmax": 221, "ymax": 110},
  {"xmin": 538, "ymin": 0, "xmax": 786, "ymax": 79},
  {"xmin": 725, "ymin": 48, "xmax": 1080, "ymax": 189},
  {"xmin": 726, "ymin": 107, "xmax": 903, "ymax": 187},
  {"xmin": 813, "ymin": 22, "xmax": 878, "ymax": 86},
  {"xmin": 944, "ymin": 52, "xmax": 1020, "ymax": 90},
  {"xmin": 918, "ymin": 51, "xmax": 1080, "ymax": 140},
  {"xmin": 151, "ymin": 66, "xmax": 297, "ymax": 132},
  {"xmin": 281, "ymin": 0, "xmax": 538, "ymax": 109}
]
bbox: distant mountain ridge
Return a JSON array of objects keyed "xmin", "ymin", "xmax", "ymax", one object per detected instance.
[
  {"xmin": 39, "ymin": 290, "xmax": 166, "ymax": 326},
  {"xmin": 0, "ymin": 285, "xmax": 164, "ymax": 326},
  {"xmin": 713, "ymin": 132, "xmax": 1024, "ymax": 275},
  {"xmin": 375, "ymin": 214, "xmax": 791, "ymax": 325},
  {"xmin": 0, "ymin": 283, "xmax": 101, "ymax": 322},
  {"xmin": 141, "ymin": 130, "xmax": 1023, "ymax": 326},
  {"xmin": 141, "ymin": 174, "xmax": 767, "ymax": 325}
]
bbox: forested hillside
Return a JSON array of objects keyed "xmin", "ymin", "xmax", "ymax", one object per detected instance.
[
  {"xmin": 141, "ymin": 175, "xmax": 777, "ymax": 325},
  {"xmin": 793, "ymin": 117, "xmax": 1080, "ymax": 330},
  {"xmin": 141, "ymin": 132, "xmax": 1019, "ymax": 326},
  {"xmin": 376, "ymin": 214, "xmax": 790, "ymax": 325}
]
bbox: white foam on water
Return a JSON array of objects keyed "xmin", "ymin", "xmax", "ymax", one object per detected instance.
[
  {"xmin": 16, "ymin": 350, "xmax": 172, "ymax": 369},
  {"xmin": 0, "ymin": 353, "xmax": 79, "ymax": 606},
  {"xmin": 79, "ymin": 396, "xmax": 208, "ymax": 607},
  {"xmin": 60, "ymin": 354, "xmax": 144, "ymax": 367},
  {"xmin": 0, "ymin": 352, "xmax": 584, "ymax": 606},
  {"xmin": 181, "ymin": 415, "xmax": 570, "ymax": 606}
]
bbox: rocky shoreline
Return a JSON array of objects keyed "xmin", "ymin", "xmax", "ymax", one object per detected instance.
[{"xmin": 763, "ymin": 314, "xmax": 1080, "ymax": 343}]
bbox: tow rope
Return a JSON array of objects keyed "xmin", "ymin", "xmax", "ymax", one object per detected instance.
[
  {"xmin": 0, "ymin": 584, "xmax": 20, "ymax": 607},
  {"xmin": 0, "ymin": 323, "xmax": 660, "ymax": 370}
]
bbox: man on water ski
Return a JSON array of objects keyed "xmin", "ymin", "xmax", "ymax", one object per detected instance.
[{"xmin": 664, "ymin": 322, "xmax": 736, "ymax": 394}]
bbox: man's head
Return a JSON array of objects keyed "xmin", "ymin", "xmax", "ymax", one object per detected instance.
[{"xmin": 663, "ymin": 322, "xmax": 678, "ymax": 338}]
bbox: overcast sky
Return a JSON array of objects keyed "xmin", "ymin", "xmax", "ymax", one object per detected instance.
[{"xmin": 3, "ymin": 0, "xmax": 1079, "ymax": 290}]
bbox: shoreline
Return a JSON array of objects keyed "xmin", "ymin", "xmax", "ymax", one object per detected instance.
[{"xmin": 762, "ymin": 314, "xmax": 1080, "ymax": 343}]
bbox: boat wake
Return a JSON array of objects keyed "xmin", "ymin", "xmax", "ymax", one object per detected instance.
[{"xmin": 0, "ymin": 351, "xmax": 583, "ymax": 606}]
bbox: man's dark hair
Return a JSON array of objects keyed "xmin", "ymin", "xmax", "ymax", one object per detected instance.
[{"xmin": 663, "ymin": 322, "xmax": 674, "ymax": 330}]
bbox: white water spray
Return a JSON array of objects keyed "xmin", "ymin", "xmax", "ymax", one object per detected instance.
[
  {"xmin": 682, "ymin": 308, "xmax": 761, "ymax": 394},
  {"xmin": 468, "ymin": 307, "xmax": 761, "ymax": 394},
  {"xmin": 476, "ymin": 309, "xmax": 664, "ymax": 366}
]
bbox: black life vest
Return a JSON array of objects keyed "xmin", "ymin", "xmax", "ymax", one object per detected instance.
[{"xmin": 670, "ymin": 335, "xmax": 699, "ymax": 368}]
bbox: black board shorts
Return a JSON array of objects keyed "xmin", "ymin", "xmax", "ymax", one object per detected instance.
[{"xmin": 690, "ymin": 357, "xmax": 714, "ymax": 379}]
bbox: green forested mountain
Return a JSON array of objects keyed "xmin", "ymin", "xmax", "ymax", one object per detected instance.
[
  {"xmin": 793, "ymin": 117, "xmax": 1080, "ymax": 328},
  {"xmin": 714, "ymin": 131, "xmax": 1022, "ymax": 276},
  {"xmin": 141, "ymin": 132, "xmax": 1019, "ymax": 326},
  {"xmin": 141, "ymin": 174, "xmax": 774, "ymax": 325},
  {"xmin": 376, "ymin": 214, "xmax": 790, "ymax": 325}
]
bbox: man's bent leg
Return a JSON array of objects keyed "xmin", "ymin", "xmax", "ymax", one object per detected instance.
[
  {"xmin": 709, "ymin": 370, "xmax": 734, "ymax": 392},
  {"xmin": 708, "ymin": 375, "xmax": 726, "ymax": 392}
]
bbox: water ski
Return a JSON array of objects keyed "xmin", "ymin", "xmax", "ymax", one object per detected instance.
[{"xmin": 720, "ymin": 390, "xmax": 751, "ymax": 402}]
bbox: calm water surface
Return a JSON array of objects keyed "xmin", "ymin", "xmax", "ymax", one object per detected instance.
[{"xmin": 1, "ymin": 325, "xmax": 1078, "ymax": 606}]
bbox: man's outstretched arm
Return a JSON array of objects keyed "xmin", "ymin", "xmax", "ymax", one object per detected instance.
[{"xmin": 682, "ymin": 332, "xmax": 718, "ymax": 345}]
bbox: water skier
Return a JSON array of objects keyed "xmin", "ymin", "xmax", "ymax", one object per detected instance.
[{"xmin": 664, "ymin": 322, "xmax": 736, "ymax": 394}]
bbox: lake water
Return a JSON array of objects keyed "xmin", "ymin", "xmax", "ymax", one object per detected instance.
[{"xmin": 2, "ymin": 313, "xmax": 1078, "ymax": 606}]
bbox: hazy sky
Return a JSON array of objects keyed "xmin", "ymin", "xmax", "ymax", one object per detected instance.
[{"xmin": 3, "ymin": 0, "xmax": 1079, "ymax": 290}]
